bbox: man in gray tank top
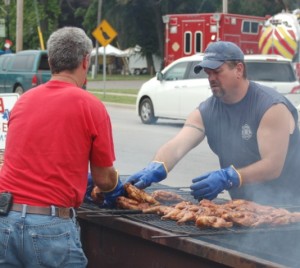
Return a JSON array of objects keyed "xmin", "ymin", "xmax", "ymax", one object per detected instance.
[{"xmin": 126, "ymin": 41, "xmax": 300, "ymax": 206}]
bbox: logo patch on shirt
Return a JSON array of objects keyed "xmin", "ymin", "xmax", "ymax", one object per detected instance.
[{"xmin": 241, "ymin": 124, "xmax": 252, "ymax": 140}]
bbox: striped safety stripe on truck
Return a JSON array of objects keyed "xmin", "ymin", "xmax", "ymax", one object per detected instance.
[{"xmin": 259, "ymin": 25, "xmax": 297, "ymax": 60}]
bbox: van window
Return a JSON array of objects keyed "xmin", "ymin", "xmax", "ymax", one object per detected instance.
[
  {"xmin": 0, "ymin": 57, "xmax": 6, "ymax": 71},
  {"xmin": 0, "ymin": 55, "xmax": 14, "ymax": 71},
  {"xmin": 10, "ymin": 55, "xmax": 35, "ymax": 71},
  {"xmin": 38, "ymin": 54, "xmax": 50, "ymax": 70},
  {"xmin": 187, "ymin": 61, "xmax": 208, "ymax": 79},
  {"xmin": 164, "ymin": 62, "xmax": 189, "ymax": 81},
  {"xmin": 246, "ymin": 61, "xmax": 296, "ymax": 82}
]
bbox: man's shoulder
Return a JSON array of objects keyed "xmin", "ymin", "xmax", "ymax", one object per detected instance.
[{"xmin": 249, "ymin": 81, "xmax": 282, "ymax": 99}]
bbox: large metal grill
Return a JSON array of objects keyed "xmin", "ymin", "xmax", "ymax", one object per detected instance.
[
  {"xmin": 80, "ymin": 182, "xmax": 300, "ymax": 237},
  {"xmin": 78, "ymin": 182, "xmax": 300, "ymax": 268}
]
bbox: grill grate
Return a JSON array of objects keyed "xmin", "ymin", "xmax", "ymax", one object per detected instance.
[
  {"xmin": 124, "ymin": 213, "xmax": 300, "ymax": 236},
  {"xmin": 124, "ymin": 213, "xmax": 231, "ymax": 235},
  {"xmin": 79, "ymin": 202, "xmax": 300, "ymax": 237},
  {"xmin": 80, "ymin": 181, "xmax": 300, "ymax": 237}
]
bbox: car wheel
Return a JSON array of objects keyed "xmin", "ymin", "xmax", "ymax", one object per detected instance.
[
  {"xmin": 139, "ymin": 98, "xmax": 158, "ymax": 124},
  {"xmin": 14, "ymin": 85, "xmax": 24, "ymax": 95}
]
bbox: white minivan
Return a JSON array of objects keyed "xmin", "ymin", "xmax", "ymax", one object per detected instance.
[{"xmin": 136, "ymin": 54, "xmax": 300, "ymax": 124}]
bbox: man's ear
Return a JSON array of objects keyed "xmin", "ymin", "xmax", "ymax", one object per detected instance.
[
  {"xmin": 236, "ymin": 62, "xmax": 244, "ymax": 79},
  {"xmin": 83, "ymin": 56, "xmax": 89, "ymax": 70}
]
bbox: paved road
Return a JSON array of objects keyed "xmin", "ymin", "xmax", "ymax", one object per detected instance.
[
  {"xmin": 87, "ymin": 79, "xmax": 147, "ymax": 90},
  {"xmin": 105, "ymin": 103, "xmax": 231, "ymax": 199}
]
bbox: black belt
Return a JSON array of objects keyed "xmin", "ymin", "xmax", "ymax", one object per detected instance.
[{"xmin": 11, "ymin": 204, "xmax": 74, "ymax": 219}]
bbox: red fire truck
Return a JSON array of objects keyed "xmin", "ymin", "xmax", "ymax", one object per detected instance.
[{"xmin": 163, "ymin": 13, "xmax": 266, "ymax": 66}]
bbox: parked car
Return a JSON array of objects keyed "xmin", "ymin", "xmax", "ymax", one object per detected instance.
[
  {"xmin": 136, "ymin": 54, "xmax": 209, "ymax": 124},
  {"xmin": 244, "ymin": 54, "xmax": 300, "ymax": 109},
  {"xmin": 136, "ymin": 54, "xmax": 300, "ymax": 124},
  {"xmin": 0, "ymin": 50, "xmax": 51, "ymax": 94},
  {"xmin": 0, "ymin": 53, "xmax": 15, "ymax": 92}
]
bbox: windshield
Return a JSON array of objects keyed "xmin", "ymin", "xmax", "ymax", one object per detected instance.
[{"xmin": 246, "ymin": 61, "xmax": 296, "ymax": 82}]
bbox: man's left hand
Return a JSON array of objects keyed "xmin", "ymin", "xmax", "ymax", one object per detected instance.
[{"xmin": 190, "ymin": 166, "xmax": 242, "ymax": 200}]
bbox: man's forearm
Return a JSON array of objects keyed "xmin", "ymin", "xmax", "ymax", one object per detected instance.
[
  {"xmin": 153, "ymin": 142, "xmax": 184, "ymax": 173},
  {"xmin": 238, "ymin": 159, "xmax": 284, "ymax": 185}
]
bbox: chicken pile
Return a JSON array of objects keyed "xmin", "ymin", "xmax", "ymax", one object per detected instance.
[
  {"xmin": 117, "ymin": 184, "xmax": 300, "ymax": 229},
  {"xmin": 144, "ymin": 199, "xmax": 300, "ymax": 228},
  {"xmin": 116, "ymin": 183, "xmax": 184, "ymax": 209},
  {"xmin": 151, "ymin": 189, "xmax": 184, "ymax": 202}
]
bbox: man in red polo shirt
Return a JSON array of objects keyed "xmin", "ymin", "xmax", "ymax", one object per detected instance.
[{"xmin": 0, "ymin": 26, "xmax": 123, "ymax": 267}]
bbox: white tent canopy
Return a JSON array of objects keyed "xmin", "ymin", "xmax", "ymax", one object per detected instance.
[{"xmin": 90, "ymin": 44, "xmax": 128, "ymax": 57}]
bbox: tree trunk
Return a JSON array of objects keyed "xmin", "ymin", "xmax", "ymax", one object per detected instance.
[
  {"xmin": 146, "ymin": 52, "xmax": 155, "ymax": 76},
  {"xmin": 152, "ymin": 0, "xmax": 164, "ymax": 70}
]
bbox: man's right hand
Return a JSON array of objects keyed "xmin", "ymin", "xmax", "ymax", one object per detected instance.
[
  {"xmin": 103, "ymin": 177, "xmax": 125, "ymax": 207},
  {"xmin": 125, "ymin": 161, "xmax": 168, "ymax": 189}
]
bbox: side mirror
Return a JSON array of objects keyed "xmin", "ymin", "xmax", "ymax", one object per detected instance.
[{"xmin": 156, "ymin": 71, "xmax": 163, "ymax": 81}]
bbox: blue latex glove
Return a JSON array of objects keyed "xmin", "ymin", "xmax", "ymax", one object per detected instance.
[
  {"xmin": 103, "ymin": 177, "xmax": 125, "ymax": 208},
  {"xmin": 125, "ymin": 161, "xmax": 168, "ymax": 189},
  {"xmin": 84, "ymin": 173, "xmax": 94, "ymax": 203},
  {"xmin": 190, "ymin": 165, "xmax": 242, "ymax": 200}
]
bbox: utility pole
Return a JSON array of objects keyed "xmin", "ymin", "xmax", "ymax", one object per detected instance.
[
  {"xmin": 16, "ymin": 0, "xmax": 23, "ymax": 52},
  {"xmin": 4, "ymin": 0, "xmax": 10, "ymax": 41},
  {"xmin": 222, "ymin": 0, "xmax": 228, "ymax": 13},
  {"xmin": 93, "ymin": 0, "xmax": 102, "ymax": 79}
]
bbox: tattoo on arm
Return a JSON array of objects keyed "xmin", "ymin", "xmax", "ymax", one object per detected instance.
[{"xmin": 184, "ymin": 123, "xmax": 205, "ymax": 134}]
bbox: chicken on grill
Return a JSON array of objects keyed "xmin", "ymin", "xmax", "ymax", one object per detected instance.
[
  {"xmin": 124, "ymin": 183, "xmax": 159, "ymax": 205},
  {"xmin": 143, "ymin": 197, "xmax": 300, "ymax": 229},
  {"xmin": 195, "ymin": 215, "xmax": 233, "ymax": 228},
  {"xmin": 142, "ymin": 205, "xmax": 173, "ymax": 215},
  {"xmin": 151, "ymin": 190, "xmax": 185, "ymax": 202},
  {"xmin": 116, "ymin": 196, "xmax": 151, "ymax": 210},
  {"xmin": 115, "ymin": 184, "xmax": 300, "ymax": 229}
]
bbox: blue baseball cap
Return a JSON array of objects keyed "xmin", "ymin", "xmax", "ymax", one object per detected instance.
[{"xmin": 194, "ymin": 41, "xmax": 244, "ymax": 73}]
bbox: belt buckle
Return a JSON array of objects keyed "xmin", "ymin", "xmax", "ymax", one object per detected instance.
[{"xmin": 58, "ymin": 208, "xmax": 70, "ymax": 218}]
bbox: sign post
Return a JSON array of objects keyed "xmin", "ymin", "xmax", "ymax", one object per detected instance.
[
  {"xmin": 92, "ymin": 20, "xmax": 118, "ymax": 95},
  {"xmin": 0, "ymin": 19, "xmax": 5, "ymax": 38}
]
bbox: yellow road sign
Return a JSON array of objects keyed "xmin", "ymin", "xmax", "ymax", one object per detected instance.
[{"xmin": 92, "ymin": 20, "xmax": 118, "ymax": 47}]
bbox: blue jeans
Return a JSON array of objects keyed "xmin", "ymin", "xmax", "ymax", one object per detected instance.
[{"xmin": 0, "ymin": 207, "xmax": 88, "ymax": 268}]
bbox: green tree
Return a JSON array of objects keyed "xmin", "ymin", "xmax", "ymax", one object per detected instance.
[
  {"xmin": 82, "ymin": 0, "xmax": 222, "ymax": 72},
  {"xmin": 5, "ymin": 0, "xmax": 300, "ymax": 67},
  {"xmin": 5, "ymin": 0, "xmax": 103, "ymax": 51},
  {"xmin": 229, "ymin": 0, "xmax": 283, "ymax": 16}
]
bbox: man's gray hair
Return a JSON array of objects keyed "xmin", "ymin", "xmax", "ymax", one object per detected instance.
[{"xmin": 47, "ymin": 27, "xmax": 93, "ymax": 74}]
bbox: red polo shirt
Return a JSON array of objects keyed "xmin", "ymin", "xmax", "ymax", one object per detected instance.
[{"xmin": 0, "ymin": 81, "xmax": 115, "ymax": 208}]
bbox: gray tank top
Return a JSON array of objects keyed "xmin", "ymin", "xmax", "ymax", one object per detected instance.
[{"xmin": 199, "ymin": 81, "xmax": 300, "ymax": 205}]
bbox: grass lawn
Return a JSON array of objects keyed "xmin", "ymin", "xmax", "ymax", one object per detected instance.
[
  {"xmin": 89, "ymin": 88, "xmax": 139, "ymax": 94},
  {"xmin": 87, "ymin": 74, "xmax": 142, "ymax": 105},
  {"xmin": 87, "ymin": 73, "xmax": 152, "ymax": 81},
  {"xmin": 91, "ymin": 90, "xmax": 137, "ymax": 105}
]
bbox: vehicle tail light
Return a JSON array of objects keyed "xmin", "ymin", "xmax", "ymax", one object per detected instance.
[
  {"xmin": 290, "ymin": 85, "xmax": 300, "ymax": 94},
  {"xmin": 32, "ymin": 75, "xmax": 38, "ymax": 86}
]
